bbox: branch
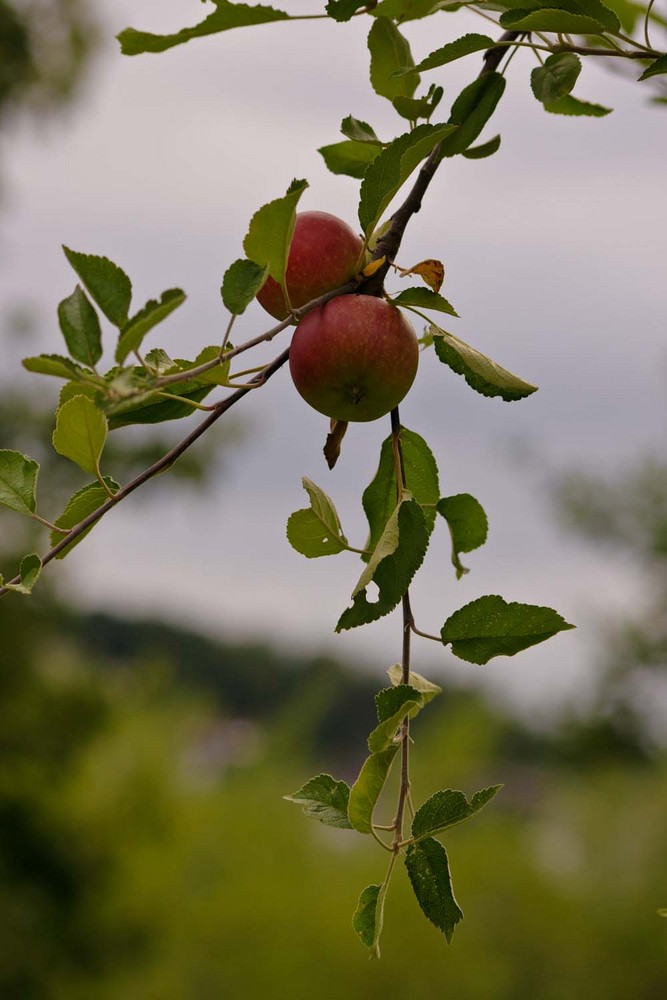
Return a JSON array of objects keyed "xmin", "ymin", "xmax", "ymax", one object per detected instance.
[
  {"xmin": 143, "ymin": 278, "xmax": 359, "ymax": 391},
  {"xmin": 389, "ymin": 406, "xmax": 414, "ymax": 849},
  {"xmin": 359, "ymin": 30, "xmax": 520, "ymax": 295},
  {"xmin": 0, "ymin": 348, "xmax": 290, "ymax": 597}
]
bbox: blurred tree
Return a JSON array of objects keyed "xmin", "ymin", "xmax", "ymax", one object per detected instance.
[
  {"xmin": 0, "ymin": 0, "xmax": 97, "ymax": 127},
  {"xmin": 557, "ymin": 454, "xmax": 667, "ymax": 750}
]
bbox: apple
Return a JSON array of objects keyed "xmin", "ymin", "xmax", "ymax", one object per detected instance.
[
  {"xmin": 289, "ymin": 295, "xmax": 419, "ymax": 422},
  {"xmin": 256, "ymin": 211, "xmax": 363, "ymax": 320}
]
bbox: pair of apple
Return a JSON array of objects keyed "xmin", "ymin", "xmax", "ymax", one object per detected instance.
[{"xmin": 256, "ymin": 212, "xmax": 418, "ymax": 423}]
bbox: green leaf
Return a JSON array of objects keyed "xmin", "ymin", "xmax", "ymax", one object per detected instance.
[
  {"xmin": 144, "ymin": 348, "xmax": 176, "ymax": 375},
  {"xmin": 543, "ymin": 95, "xmax": 612, "ymax": 117},
  {"xmin": 118, "ymin": 1, "xmax": 290, "ymax": 55},
  {"xmin": 50, "ymin": 478, "xmax": 120, "ymax": 558},
  {"xmin": 284, "ymin": 774, "xmax": 353, "ymax": 829},
  {"xmin": 500, "ymin": 8, "xmax": 605, "ymax": 32},
  {"xmin": 52, "ymin": 395, "xmax": 108, "ymax": 477},
  {"xmin": 352, "ymin": 884, "xmax": 386, "ymax": 958},
  {"xmin": 243, "ymin": 179, "xmax": 308, "ymax": 290},
  {"xmin": 22, "ymin": 354, "xmax": 89, "ymax": 381},
  {"xmin": 437, "ymin": 493, "xmax": 488, "ymax": 579},
  {"xmin": 405, "ymin": 838, "xmax": 463, "ymax": 942},
  {"xmin": 461, "ymin": 134, "xmax": 501, "ymax": 159},
  {"xmin": 411, "ymin": 785, "xmax": 502, "ymax": 840},
  {"xmin": 638, "ymin": 54, "xmax": 667, "ymax": 81},
  {"xmin": 326, "ymin": 0, "xmax": 368, "ymax": 21},
  {"xmin": 57, "ymin": 286, "xmax": 103, "ymax": 367},
  {"xmin": 340, "ymin": 115, "xmax": 382, "ymax": 144},
  {"xmin": 438, "ymin": 72, "xmax": 506, "ymax": 158},
  {"xmin": 362, "ymin": 428, "xmax": 440, "ymax": 559},
  {"xmin": 0, "ymin": 553, "xmax": 42, "ymax": 596},
  {"xmin": 105, "ymin": 385, "xmax": 214, "ymax": 429},
  {"xmin": 359, "ymin": 122, "xmax": 457, "ymax": 234},
  {"xmin": 564, "ymin": 0, "xmax": 620, "ymax": 32},
  {"xmin": 62, "ymin": 246, "xmax": 132, "ymax": 328},
  {"xmin": 59, "ymin": 382, "xmax": 99, "ymax": 406},
  {"xmin": 531, "ymin": 52, "xmax": 581, "ymax": 104},
  {"xmin": 187, "ymin": 346, "xmax": 232, "ymax": 386},
  {"xmin": 392, "ymin": 286, "xmax": 458, "ymax": 317},
  {"xmin": 348, "ymin": 746, "xmax": 399, "ymax": 833},
  {"xmin": 407, "ymin": 33, "xmax": 494, "ymax": 74},
  {"xmin": 0, "ymin": 450, "xmax": 39, "ymax": 516},
  {"xmin": 221, "ymin": 259, "xmax": 269, "ymax": 315},
  {"xmin": 392, "ymin": 95, "xmax": 435, "ymax": 121},
  {"xmin": 432, "ymin": 325, "xmax": 538, "ymax": 401},
  {"xmin": 374, "ymin": 0, "xmax": 450, "ymax": 20},
  {"xmin": 337, "ymin": 495, "xmax": 430, "ymax": 631},
  {"xmin": 368, "ymin": 17, "xmax": 418, "ymax": 102},
  {"xmin": 368, "ymin": 684, "xmax": 423, "ymax": 752},
  {"xmin": 319, "ymin": 140, "xmax": 382, "ymax": 180},
  {"xmin": 387, "ymin": 664, "xmax": 442, "ymax": 704},
  {"xmin": 286, "ymin": 477, "xmax": 348, "ymax": 558},
  {"xmin": 116, "ymin": 289, "xmax": 186, "ymax": 364},
  {"xmin": 441, "ymin": 595, "xmax": 575, "ymax": 664}
]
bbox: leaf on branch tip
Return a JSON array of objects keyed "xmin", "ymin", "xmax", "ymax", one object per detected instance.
[
  {"xmin": 347, "ymin": 746, "xmax": 398, "ymax": 833},
  {"xmin": 353, "ymin": 884, "xmax": 386, "ymax": 958},
  {"xmin": 397, "ymin": 259, "xmax": 444, "ymax": 293},
  {"xmin": 0, "ymin": 554, "xmax": 42, "ymax": 596},
  {"xmin": 287, "ymin": 478, "xmax": 348, "ymax": 558},
  {"xmin": 367, "ymin": 684, "xmax": 423, "ymax": 752},
  {"xmin": 638, "ymin": 54, "xmax": 667, "ymax": 81},
  {"xmin": 319, "ymin": 140, "xmax": 382, "ymax": 180},
  {"xmin": 284, "ymin": 774, "xmax": 353, "ymax": 829},
  {"xmin": 58, "ymin": 286, "xmax": 103, "ymax": 367},
  {"xmin": 116, "ymin": 289, "xmax": 186, "ymax": 364},
  {"xmin": 411, "ymin": 785, "xmax": 502, "ymax": 840},
  {"xmin": 243, "ymin": 179, "xmax": 308, "ymax": 289},
  {"xmin": 405, "ymin": 838, "xmax": 463, "ymax": 943},
  {"xmin": 386, "ymin": 664, "xmax": 442, "ymax": 703},
  {"xmin": 50, "ymin": 478, "xmax": 120, "ymax": 558},
  {"xmin": 0, "ymin": 450, "xmax": 39, "ymax": 516},
  {"xmin": 393, "ymin": 287, "xmax": 458, "ymax": 317},
  {"xmin": 437, "ymin": 493, "xmax": 488, "ymax": 579},
  {"xmin": 221, "ymin": 259, "xmax": 269, "ymax": 315},
  {"xmin": 52, "ymin": 395, "xmax": 108, "ymax": 477},
  {"xmin": 118, "ymin": 2, "xmax": 290, "ymax": 56},
  {"xmin": 336, "ymin": 494, "xmax": 429, "ymax": 631},
  {"xmin": 441, "ymin": 595, "xmax": 575, "ymax": 664},
  {"xmin": 431, "ymin": 325, "xmax": 538, "ymax": 401},
  {"xmin": 63, "ymin": 246, "xmax": 132, "ymax": 328}
]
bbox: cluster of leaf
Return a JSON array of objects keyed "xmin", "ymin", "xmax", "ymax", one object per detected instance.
[
  {"xmin": 0, "ymin": 246, "xmax": 232, "ymax": 586},
  {"xmin": 288, "ymin": 426, "xmax": 573, "ymax": 656},
  {"xmin": 286, "ymin": 663, "xmax": 502, "ymax": 955},
  {"xmin": 117, "ymin": 2, "xmax": 667, "ymax": 139}
]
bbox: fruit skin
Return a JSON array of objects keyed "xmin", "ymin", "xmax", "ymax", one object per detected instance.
[
  {"xmin": 256, "ymin": 211, "xmax": 363, "ymax": 321},
  {"xmin": 289, "ymin": 295, "xmax": 419, "ymax": 423}
]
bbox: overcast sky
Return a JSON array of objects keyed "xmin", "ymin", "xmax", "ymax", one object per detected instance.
[{"xmin": 1, "ymin": 0, "xmax": 666, "ymax": 718}]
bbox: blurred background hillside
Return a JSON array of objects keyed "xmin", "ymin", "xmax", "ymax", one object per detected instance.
[{"xmin": 1, "ymin": 1, "xmax": 666, "ymax": 997}]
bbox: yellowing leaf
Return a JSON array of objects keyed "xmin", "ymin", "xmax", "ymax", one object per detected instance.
[
  {"xmin": 398, "ymin": 258, "xmax": 444, "ymax": 293},
  {"xmin": 361, "ymin": 255, "xmax": 386, "ymax": 278}
]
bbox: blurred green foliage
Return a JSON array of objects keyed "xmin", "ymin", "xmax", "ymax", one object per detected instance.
[{"xmin": 1, "ymin": 591, "xmax": 665, "ymax": 999}]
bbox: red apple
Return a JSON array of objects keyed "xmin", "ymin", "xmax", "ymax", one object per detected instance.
[
  {"xmin": 289, "ymin": 295, "xmax": 419, "ymax": 422},
  {"xmin": 256, "ymin": 211, "xmax": 363, "ymax": 320}
]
